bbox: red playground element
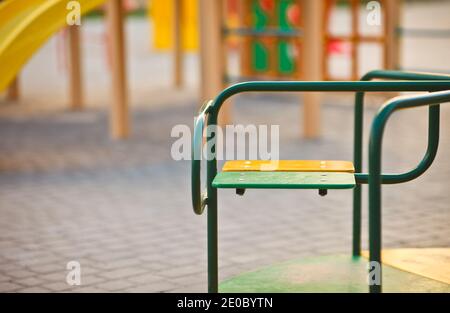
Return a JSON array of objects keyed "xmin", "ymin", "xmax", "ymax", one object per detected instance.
[
  {"xmin": 259, "ymin": 0, "xmax": 275, "ymax": 13},
  {"xmin": 287, "ymin": 3, "xmax": 301, "ymax": 26},
  {"xmin": 328, "ymin": 39, "xmax": 351, "ymax": 55}
]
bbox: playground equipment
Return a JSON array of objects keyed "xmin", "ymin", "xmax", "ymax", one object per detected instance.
[
  {"xmin": 0, "ymin": 0, "xmax": 102, "ymax": 92},
  {"xmin": 231, "ymin": 0, "xmax": 303, "ymax": 80},
  {"xmin": 191, "ymin": 70, "xmax": 450, "ymax": 293},
  {"xmin": 234, "ymin": 0, "xmax": 397, "ymax": 81},
  {"xmin": 0, "ymin": 0, "xmax": 129, "ymax": 139},
  {"xmin": 199, "ymin": 0, "xmax": 319, "ymax": 135},
  {"xmin": 148, "ymin": 0, "xmax": 198, "ymax": 87},
  {"xmin": 199, "ymin": 0, "xmax": 400, "ymax": 138},
  {"xmin": 323, "ymin": 0, "xmax": 399, "ymax": 80},
  {"xmin": 146, "ymin": 0, "xmax": 405, "ymax": 136},
  {"xmin": 149, "ymin": 0, "xmax": 198, "ymax": 51}
]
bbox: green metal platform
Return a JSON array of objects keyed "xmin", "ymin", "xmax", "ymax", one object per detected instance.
[
  {"xmin": 212, "ymin": 172, "xmax": 356, "ymax": 189},
  {"xmin": 219, "ymin": 255, "xmax": 450, "ymax": 293}
]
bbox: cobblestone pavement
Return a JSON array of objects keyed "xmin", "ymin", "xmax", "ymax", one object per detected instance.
[{"xmin": 0, "ymin": 92, "xmax": 449, "ymax": 293}]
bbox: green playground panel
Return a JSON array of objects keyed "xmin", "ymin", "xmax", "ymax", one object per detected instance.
[
  {"xmin": 219, "ymin": 255, "xmax": 450, "ymax": 293},
  {"xmin": 251, "ymin": 0, "xmax": 297, "ymax": 75},
  {"xmin": 277, "ymin": 0, "xmax": 296, "ymax": 74},
  {"xmin": 253, "ymin": 42, "xmax": 269, "ymax": 72},
  {"xmin": 212, "ymin": 172, "xmax": 356, "ymax": 189},
  {"xmin": 278, "ymin": 41, "xmax": 295, "ymax": 74}
]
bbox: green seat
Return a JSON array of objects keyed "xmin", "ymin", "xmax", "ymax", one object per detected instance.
[{"xmin": 212, "ymin": 171, "xmax": 356, "ymax": 190}]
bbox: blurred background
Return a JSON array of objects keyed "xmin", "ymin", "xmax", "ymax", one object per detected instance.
[{"xmin": 0, "ymin": 0, "xmax": 449, "ymax": 292}]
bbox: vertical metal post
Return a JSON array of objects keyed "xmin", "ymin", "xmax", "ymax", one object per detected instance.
[
  {"xmin": 353, "ymin": 91, "xmax": 365, "ymax": 256},
  {"xmin": 368, "ymin": 108, "xmax": 389, "ymax": 293},
  {"xmin": 206, "ymin": 113, "xmax": 219, "ymax": 293}
]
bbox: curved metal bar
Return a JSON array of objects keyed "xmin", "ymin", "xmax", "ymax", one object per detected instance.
[
  {"xmin": 355, "ymin": 104, "xmax": 440, "ymax": 184},
  {"xmin": 352, "ymin": 70, "xmax": 450, "ymax": 256},
  {"xmin": 354, "ymin": 71, "xmax": 450, "ymax": 184},
  {"xmin": 191, "ymin": 101, "xmax": 212, "ymax": 215},
  {"xmin": 368, "ymin": 90, "xmax": 450, "ymax": 293},
  {"xmin": 360, "ymin": 70, "xmax": 450, "ymax": 81},
  {"xmin": 208, "ymin": 80, "xmax": 450, "ymax": 118}
]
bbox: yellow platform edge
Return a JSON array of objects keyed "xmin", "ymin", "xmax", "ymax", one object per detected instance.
[
  {"xmin": 361, "ymin": 248, "xmax": 450, "ymax": 285},
  {"xmin": 222, "ymin": 160, "xmax": 355, "ymax": 173}
]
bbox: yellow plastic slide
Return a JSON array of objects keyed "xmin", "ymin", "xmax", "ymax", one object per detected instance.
[{"xmin": 0, "ymin": 0, "xmax": 105, "ymax": 92}]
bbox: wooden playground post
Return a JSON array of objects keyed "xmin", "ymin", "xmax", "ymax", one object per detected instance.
[
  {"xmin": 6, "ymin": 77, "xmax": 19, "ymax": 101},
  {"xmin": 173, "ymin": 0, "xmax": 183, "ymax": 88},
  {"xmin": 294, "ymin": 0, "xmax": 304, "ymax": 81},
  {"xmin": 384, "ymin": 0, "xmax": 401, "ymax": 70},
  {"xmin": 107, "ymin": 0, "xmax": 129, "ymax": 139},
  {"xmin": 238, "ymin": 0, "xmax": 252, "ymax": 78},
  {"xmin": 300, "ymin": 0, "xmax": 323, "ymax": 138},
  {"xmin": 267, "ymin": 5, "xmax": 278, "ymax": 78},
  {"xmin": 350, "ymin": 0, "xmax": 359, "ymax": 80},
  {"xmin": 68, "ymin": 25, "xmax": 83, "ymax": 110},
  {"xmin": 199, "ymin": 0, "xmax": 229, "ymax": 125}
]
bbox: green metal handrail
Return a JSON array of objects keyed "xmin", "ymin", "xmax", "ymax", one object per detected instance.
[
  {"xmin": 367, "ymin": 90, "xmax": 450, "ymax": 293},
  {"xmin": 198, "ymin": 80, "xmax": 450, "ymax": 293},
  {"xmin": 207, "ymin": 81, "xmax": 450, "ymax": 119},
  {"xmin": 351, "ymin": 70, "xmax": 450, "ymax": 256},
  {"xmin": 191, "ymin": 100, "xmax": 213, "ymax": 215}
]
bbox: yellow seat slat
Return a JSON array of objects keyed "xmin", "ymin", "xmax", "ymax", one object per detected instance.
[{"xmin": 222, "ymin": 160, "xmax": 355, "ymax": 173}]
